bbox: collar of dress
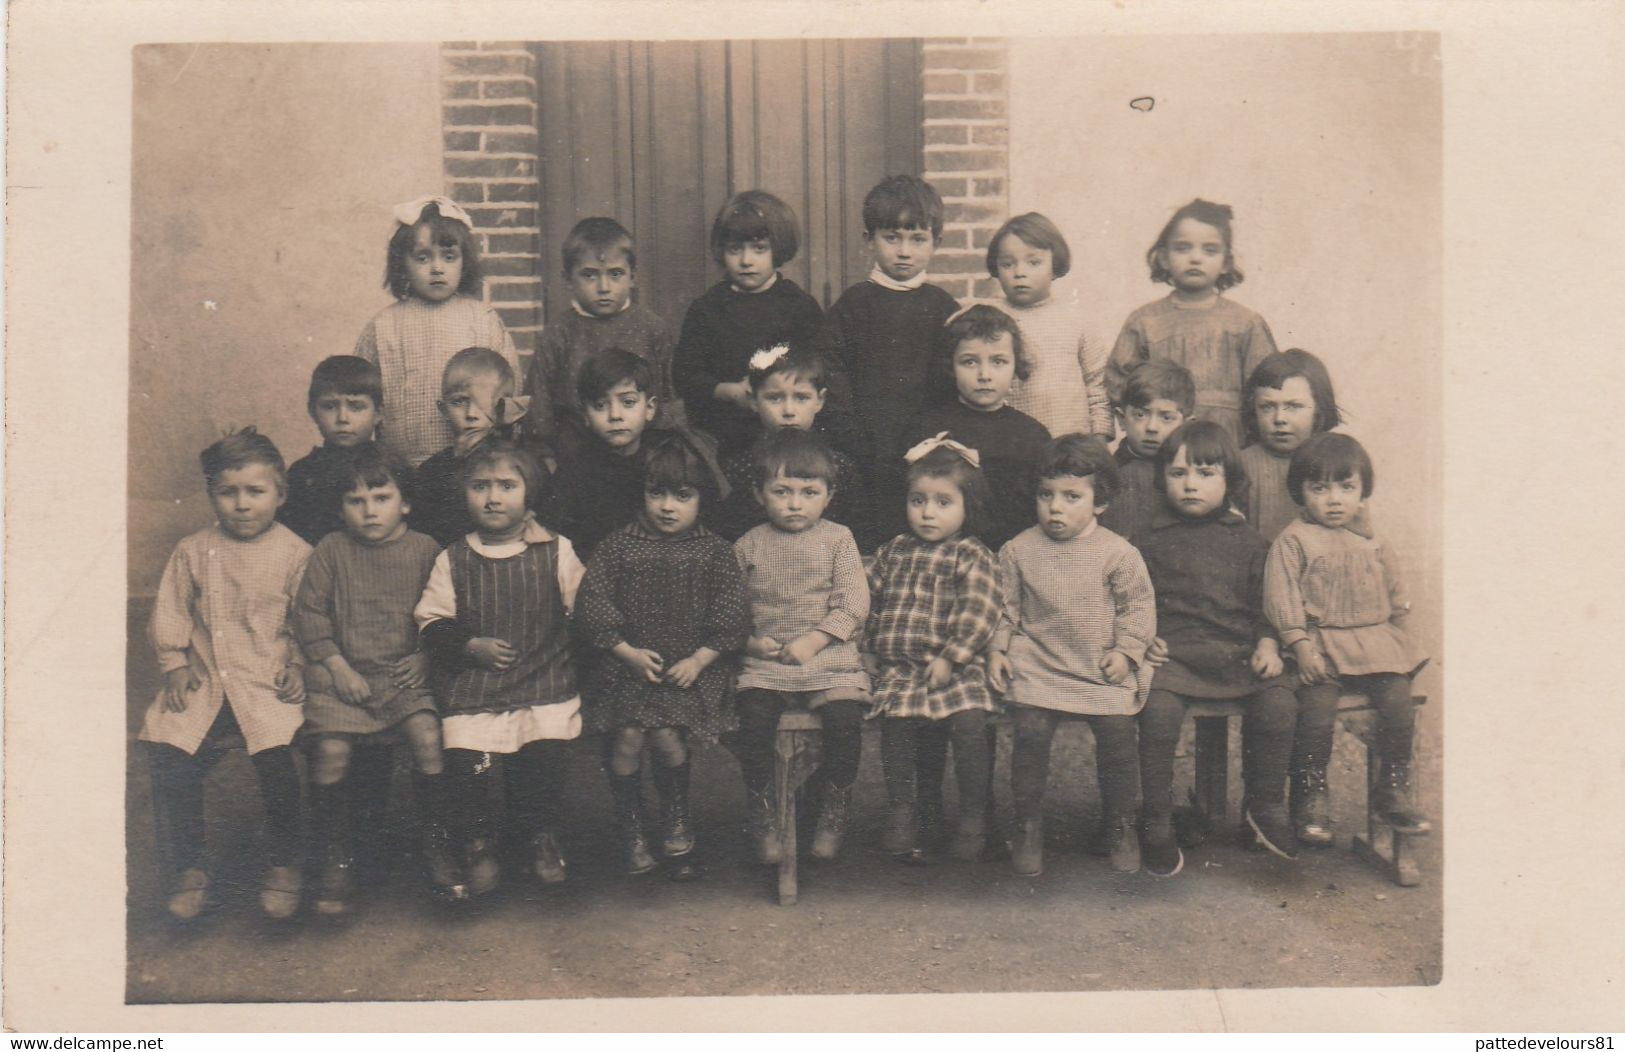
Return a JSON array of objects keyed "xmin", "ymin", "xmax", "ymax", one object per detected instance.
[{"xmin": 867, "ymin": 264, "xmax": 927, "ymax": 292}]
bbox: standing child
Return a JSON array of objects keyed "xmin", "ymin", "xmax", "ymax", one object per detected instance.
[
  {"xmin": 412, "ymin": 347, "xmax": 530, "ymax": 549},
  {"xmin": 293, "ymin": 445, "xmax": 460, "ymax": 912},
  {"xmin": 866, "ymin": 440, "xmax": 1004, "ymax": 861},
  {"xmin": 280, "ymin": 356, "xmax": 384, "ymax": 546},
  {"xmin": 1106, "ymin": 199, "xmax": 1279, "ymax": 445},
  {"xmin": 988, "ymin": 212, "xmax": 1113, "ymax": 440},
  {"xmin": 732, "ymin": 429, "xmax": 872, "ymax": 863},
  {"xmin": 672, "ymin": 190, "xmax": 832, "ymax": 461},
  {"xmin": 355, "ymin": 196, "xmax": 519, "ymax": 466},
  {"xmin": 1100, "ymin": 359, "xmax": 1195, "ymax": 545},
  {"xmin": 1136, "ymin": 421, "xmax": 1297, "ymax": 877},
  {"xmin": 988, "ymin": 435, "xmax": 1156, "ymax": 877},
  {"xmin": 1239, "ymin": 349, "xmax": 1344, "ymax": 541},
  {"xmin": 414, "ymin": 439, "xmax": 584, "ymax": 896},
  {"xmin": 577, "ymin": 437, "xmax": 751, "ymax": 875},
  {"xmin": 141, "ymin": 430, "xmax": 309, "ymax": 921},
  {"xmin": 522, "ymin": 217, "xmax": 684, "ymax": 467},
  {"xmin": 817, "ymin": 175, "xmax": 961, "ymax": 538},
  {"xmin": 1264, "ymin": 433, "xmax": 1430, "ymax": 845},
  {"xmin": 706, "ymin": 342, "xmax": 875, "ymax": 549}
]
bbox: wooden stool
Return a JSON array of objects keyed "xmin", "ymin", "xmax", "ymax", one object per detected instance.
[
  {"xmin": 772, "ymin": 710, "xmax": 824, "ymax": 905},
  {"xmin": 1187, "ymin": 692, "xmax": 1429, "ymax": 886}
]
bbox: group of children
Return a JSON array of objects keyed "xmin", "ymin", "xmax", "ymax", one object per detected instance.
[{"xmin": 140, "ymin": 180, "xmax": 1430, "ymax": 922}]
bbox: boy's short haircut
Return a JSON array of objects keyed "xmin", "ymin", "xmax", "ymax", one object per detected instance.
[
  {"xmin": 441, "ymin": 346, "xmax": 515, "ymax": 394},
  {"xmin": 863, "ymin": 174, "xmax": 944, "ymax": 238},
  {"xmin": 1154, "ymin": 420, "xmax": 1249, "ymax": 512},
  {"xmin": 576, "ymin": 347, "xmax": 654, "ymax": 406},
  {"xmin": 308, "ymin": 355, "xmax": 384, "ymax": 412},
  {"xmin": 200, "ymin": 427, "xmax": 287, "ymax": 489},
  {"xmin": 906, "ymin": 444, "xmax": 991, "ymax": 540},
  {"xmin": 457, "ymin": 436, "xmax": 545, "ymax": 504},
  {"xmin": 939, "ymin": 304, "xmax": 1032, "ymax": 385},
  {"xmin": 709, "ymin": 190, "xmax": 800, "ymax": 268},
  {"xmin": 1120, "ymin": 359, "xmax": 1197, "ymax": 416},
  {"xmin": 561, "ymin": 216, "xmax": 636, "ymax": 276},
  {"xmin": 747, "ymin": 341, "xmax": 829, "ymax": 393},
  {"xmin": 643, "ymin": 434, "xmax": 722, "ymax": 503},
  {"xmin": 384, "ymin": 200, "xmax": 483, "ymax": 299},
  {"xmin": 1242, "ymin": 348, "xmax": 1343, "ymax": 446},
  {"xmin": 341, "ymin": 443, "xmax": 416, "ymax": 505},
  {"xmin": 751, "ymin": 427, "xmax": 837, "ymax": 489},
  {"xmin": 1034, "ymin": 433, "xmax": 1121, "ymax": 506},
  {"xmin": 985, "ymin": 211, "xmax": 1073, "ymax": 279},
  {"xmin": 1287, "ymin": 432, "xmax": 1374, "ymax": 505}
]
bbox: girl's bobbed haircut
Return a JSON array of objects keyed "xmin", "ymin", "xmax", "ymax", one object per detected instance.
[
  {"xmin": 710, "ymin": 190, "xmax": 801, "ymax": 268},
  {"xmin": 1287, "ymin": 432, "xmax": 1374, "ymax": 505},
  {"xmin": 643, "ymin": 434, "xmax": 721, "ymax": 504},
  {"xmin": 938, "ymin": 304, "xmax": 1032, "ymax": 396},
  {"xmin": 341, "ymin": 443, "xmax": 416, "ymax": 505},
  {"xmin": 1147, "ymin": 198, "xmax": 1243, "ymax": 291},
  {"xmin": 458, "ymin": 437, "xmax": 545, "ymax": 509},
  {"xmin": 561, "ymin": 216, "xmax": 635, "ymax": 276},
  {"xmin": 1034, "ymin": 433, "xmax": 1121, "ymax": 507},
  {"xmin": 385, "ymin": 199, "xmax": 483, "ymax": 300},
  {"xmin": 906, "ymin": 444, "xmax": 992, "ymax": 541},
  {"xmin": 1242, "ymin": 348, "xmax": 1343, "ymax": 446},
  {"xmin": 986, "ymin": 212, "xmax": 1072, "ymax": 279},
  {"xmin": 200, "ymin": 427, "xmax": 286, "ymax": 490},
  {"xmin": 751, "ymin": 427, "xmax": 837, "ymax": 489},
  {"xmin": 863, "ymin": 174, "xmax": 944, "ymax": 238},
  {"xmin": 1154, "ymin": 420, "xmax": 1249, "ymax": 513},
  {"xmin": 747, "ymin": 340, "xmax": 829, "ymax": 392}
]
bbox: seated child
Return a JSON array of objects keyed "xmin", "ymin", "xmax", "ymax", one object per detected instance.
[
  {"xmin": 293, "ymin": 445, "xmax": 458, "ymax": 912},
  {"xmin": 816, "ymin": 174, "xmax": 961, "ymax": 537},
  {"xmin": 989, "ymin": 435, "xmax": 1156, "ymax": 878},
  {"xmin": 413, "ymin": 346, "xmax": 530, "ymax": 549},
  {"xmin": 732, "ymin": 429, "xmax": 872, "ymax": 863},
  {"xmin": 867, "ymin": 439, "xmax": 1004, "ymax": 861},
  {"xmin": 577, "ymin": 437, "xmax": 750, "ymax": 876},
  {"xmin": 279, "ymin": 355, "xmax": 384, "ymax": 546},
  {"xmin": 1239, "ymin": 348, "xmax": 1344, "ymax": 541},
  {"xmin": 414, "ymin": 438, "xmax": 585, "ymax": 896},
  {"xmin": 141, "ymin": 429, "xmax": 310, "ymax": 921},
  {"xmin": 1099, "ymin": 358, "xmax": 1195, "ymax": 545},
  {"xmin": 1136, "ymin": 421, "xmax": 1297, "ymax": 877},
  {"xmin": 705, "ymin": 342, "xmax": 875, "ymax": 549},
  {"xmin": 522, "ymin": 217, "xmax": 685, "ymax": 466},
  {"xmin": 1264, "ymin": 433, "xmax": 1430, "ymax": 845}
]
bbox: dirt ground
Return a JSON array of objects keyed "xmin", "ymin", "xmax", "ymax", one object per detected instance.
[{"xmin": 123, "ymin": 601, "xmax": 1442, "ymax": 1004}]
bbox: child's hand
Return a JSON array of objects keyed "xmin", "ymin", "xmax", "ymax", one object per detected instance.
[
  {"xmin": 715, "ymin": 380, "xmax": 753, "ymax": 409},
  {"xmin": 326, "ymin": 657, "xmax": 372, "ymax": 706},
  {"xmin": 1292, "ymin": 640, "xmax": 1331, "ymax": 686},
  {"xmin": 1099, "ymin": 651, "xmax": 1131, "ymax": 685},
  {"xmin": 467, "ymin": 637, "xmax": 518, "ymax": 672},
  {"xmin": 925, "ymin": 655, "xmax": 954, "ymax": 690},
  {"xmin": 861, "ymin": 652, "xmax": 881, "ymax": 677},
  {"xmin": 615, "ymin": 643, "xmax": 665, "ymax": 683},
  {"xmin": 274, "ymin": 665, "xmax": 306, "ymax": 706},
  {"xmin": 987, "ymin": 651, "xmax": 1013, "ymax": 694},
  {"xmin": 163, "ymin": 667, "xmax": 200, "ymax": 713},
  {"xmin": 390, "ymin": 652, "xmax": 430, "ymax": 690},
  {"xmin": 747, "ymin": 635, "xmax": 783, "ymax": 661},
  {"xmin": 1250, "ymin": 639, "xmax": 1284, "ymax": 679},
  {"xmin": 779, "ymin": 631, "xmax": 830, "ymax": 666},
  {"xmin": 663, "ymin": 650, "xmax": 715, "ymax": 689},
  {"xmin": 1144, "ymin": 636, "xmax": 1170, "ymax": 668}
]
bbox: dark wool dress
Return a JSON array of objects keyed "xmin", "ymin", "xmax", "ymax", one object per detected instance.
[
  {"xmin": 902, "ymin": 401, "xmax": 1052, "ymax": 553},
  {"xmin": 1098, "ymin": 442, "xmax": 1159, "ymax": 547},
  {"xmin": 279, "ymin": 443, "xmax": 368, "ymax": 547},
  {"xmin": 576, "ymin": 521, "xmax": 750, "ymax": 738}
]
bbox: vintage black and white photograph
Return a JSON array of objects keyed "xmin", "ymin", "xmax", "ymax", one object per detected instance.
[{"xmin": 116, "ymin": 29, "xmax": 1443, "ymax": 1004}]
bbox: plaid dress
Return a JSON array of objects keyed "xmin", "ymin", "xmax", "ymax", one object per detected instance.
[{"xmin": 865, "ymin": 534, "xmax": 1004, "ymax": 719}]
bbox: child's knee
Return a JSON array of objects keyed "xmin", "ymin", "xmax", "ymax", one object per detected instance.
[
  {"xmin": 1250, "ymin": 688, "xmax": 1298, "ymax": 736},
  {"xmin": 1011, "ymin": 706, "xmax": 1057, "ymax": 745},
  {"xmin": 647, "ymin": 726, "xmax": 687, "ymax": 765},
  {"xmin": 309, "ymin": 736, "xmax": 353, "ymax": 785},
  {"xmin": 401, "ymin": 714, "xmax": 444, "ymax": 774}
]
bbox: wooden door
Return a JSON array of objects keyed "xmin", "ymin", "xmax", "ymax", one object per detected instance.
[{"xmin": 536, "ymin": 38, "xmax": 922, "ymax": 329}]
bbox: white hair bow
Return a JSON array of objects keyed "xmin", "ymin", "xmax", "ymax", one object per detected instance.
[
  {"xmin": 903, "ymin": 431, "xmax": 980, "ymax": 469},
  {"xmin": 392, "ymin": 195, "xmax": 474, "ymax": 229},
  {"xmin": 748, "ymin": 343, "xmax": 792, "ymax": 372}
]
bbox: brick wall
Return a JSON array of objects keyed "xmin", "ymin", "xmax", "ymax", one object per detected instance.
[
  {"xmin": 440, "ymin": 42, "xmax": 545, "ymax": 358},
  {"xmin": 921, "ymin": 38, "xmax": 1010, "ymax": 303}
]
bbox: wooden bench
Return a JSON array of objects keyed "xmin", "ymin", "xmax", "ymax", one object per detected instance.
[
  {"xmin": 1188, "ymin": 691, "xmax": 1430, "ymax": 887},
  {"xmin": 772, "ymin": 710, "xmax": 826, "ymax": 904}
]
